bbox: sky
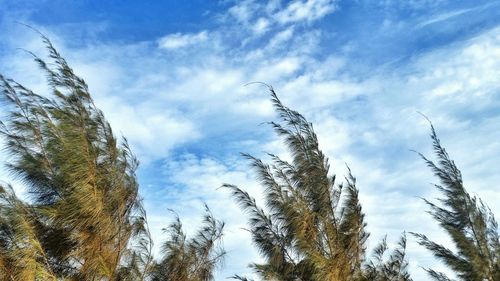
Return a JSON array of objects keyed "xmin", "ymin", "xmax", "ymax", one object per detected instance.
[{"xmin": 1, "ymin": 0, "xmax": 500, "ymax": 279}]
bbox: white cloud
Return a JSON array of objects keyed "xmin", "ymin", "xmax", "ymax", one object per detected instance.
[
  {"xmin": 253, "ymin": 56, "xmax": 301, "ymax": 81},
  {"xmin": 98, "ymin": 97, "xmax": 200, "ymax": 161},
  {"xmin": 228, "ymin": 0, "xmax": 256, "ymax": 24},
  {"xmin": 252, "ymin": 17, "xmax": 271, "ymax": 35},
  {"xmin": 158, "ymin": 30, "xmax": 209, "ymax": 50},
  {"xmin": 275, "ymin": 0, "xmax": 337, "ymax": 24},
  {"xmin": 267, "ymin": 27, "xmax": 295, "ymax": 48},
  {"xmin": 225, "ymin": 0, "xmax": 337, "ymax": 37}
]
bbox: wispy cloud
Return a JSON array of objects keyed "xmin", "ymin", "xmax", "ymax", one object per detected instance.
[
  {"xmin": 252, "ymin": 17, "xmax": 271, "ymax": 35},
  {"xmin": 225, "ymin": 0, "xmax": 337, "ymax": 36},
  {"xmin": 158, "ymin": 30, "xmax": 209, "ymax": 49},
  {"xmin": 417, "ymin": 8, "xmax": 474, "ymax": 28},
  {"xmin": 275, "ymin": 0, "xmax": 337, "ymax": 24}
]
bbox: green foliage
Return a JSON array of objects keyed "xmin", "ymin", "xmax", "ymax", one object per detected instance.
[
  {"xmin": 0, "ymin": 184, "xmax": 58, "ymax": 280},
  {"xmin": 150, "ymin": 205, "xmax": 225, "ymax": 281},
  {"xmin": 225, "ymin": 87, "xmax": 412, "ymax": 281},
  {"xmin": 0, "ymin": 35, "xmax": 152, "ymax": 280},
  {"xmin": 412, "ymin": 123, "xmax": 500, "ymax": 281},
  {"xmin": 362, "ymin": 233, "xmax": 412, "ymax": 281}
]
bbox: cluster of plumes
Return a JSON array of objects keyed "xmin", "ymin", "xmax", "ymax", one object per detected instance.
[
  {"xmin": 0, "ymin": 37, "xmax": 225, "ymax": 280},
  {"xmin": 0, "ymin": 37, "xmax": 498, "ymax": 281},
  {"xmin": 0, "ymin": 36, "xmax": 153, "ymax": 280},
  {"xmin": 150, "ymin": 205, "xmax": 225, "ymax": 281},
  {"xmin": 411, "ymin": 123, "xmax": 500, "ymax": 281},
  {"xmin": 224, "ymin": 88, "xmax": 412, "ymax": 281}
]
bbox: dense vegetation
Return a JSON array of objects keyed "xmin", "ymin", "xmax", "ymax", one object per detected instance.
[
  {"xmin": 0, "ymin": 38, "xmax": 497, "ymax": 280},
  {"xmin": 411, "ymin": 122, "xmax": 500, "ymax": 281},
  {"xmin": 224, "ymin": 88, "xmax": 411, "ymax": 281}
]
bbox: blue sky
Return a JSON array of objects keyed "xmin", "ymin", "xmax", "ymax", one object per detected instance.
[{"xmin": 1, "ymin": 0, "xmax": 500, "ymax": 279}]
